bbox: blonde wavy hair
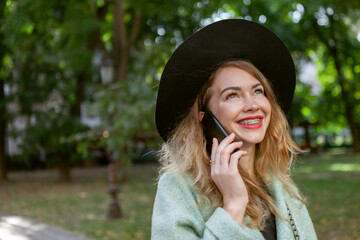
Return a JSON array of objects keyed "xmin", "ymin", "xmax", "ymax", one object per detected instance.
[{"xmin": 158, "ymin": 60, "xmax": 302, "ymax": 230}]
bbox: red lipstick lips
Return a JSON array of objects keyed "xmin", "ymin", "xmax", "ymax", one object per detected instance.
[{"xmin": 237, "ymin": 115, "xmax": 263, "ymax": 129}]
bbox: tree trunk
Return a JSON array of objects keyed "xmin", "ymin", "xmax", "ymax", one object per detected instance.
[
  {"xmin": 57, "ymin": 157, "xmax": 71, "ymax": 182},
  {"xmin": 348, "ymin": 121, "xmax": 360, "ymax": 152},
  {"xmin": 113, "ymin": 0, "xmax": 141, "ymax": 82},
  {"xmin": 304, "ymin": 122, "xmax": 311, "ymax": 150},
  {"xmin": 116, "ymin": 48, "xmax": 130, "ymax": 82},
  {"xmin": 58, "ymin": 72, "xmax": 87, "ymax": 182},
  {"xmin": 0, "ymin": 0, "xmax": 7, "ymax": 181},
  {"xmin": 114, "ymin": 156, "xmax": 127, "ymax": 183},
  {"xmin": 0, "ymin": 79, "xmax": 7, "ymax": 182},
  {"xmin": 113, "ymin": 0, "xmax": 127, "ymax": 82},
  {"xmin": 70, "ymin": 72, "xmax": 86, "ymax": 117}
]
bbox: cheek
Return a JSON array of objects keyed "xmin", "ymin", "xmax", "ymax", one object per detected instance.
[
  {"xmin": 212, "ymin": 103, "xmax": 236, "ymax": 120},
  {"xmin": 207, "ymin": 96, "xmax": 223, "ymax": 114},
  {"xmin": 264, "ymin": 101, "xmax": 272, "ymax": 126},
  {"xmin": 206, "ymin": 94, "xmax": 216, "ymax": 112},
  {"xmin": 261, "ymin": 98, "xmax": 271, "ymax": 114},
  {"xmin": 266, "ymin": 102, "xmax": 271, "ymax": 115}
]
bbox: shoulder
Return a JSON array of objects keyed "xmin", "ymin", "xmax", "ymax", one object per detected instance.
[
  {"xmin": 156, "ymin": 171, "xmax": 200, "ymax": 203},
  {"xmin": 268, "ymin": 176, "xmax": 302, "ymax": 200},
  {"xmin": 152, "ymin": 171, "xmax": 212, "ymax": 237},
  {"xmin": 158, "ymin": 171, "xmax": 193, "ymax": 187}
]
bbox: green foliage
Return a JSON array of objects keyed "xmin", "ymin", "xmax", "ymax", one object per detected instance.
[
  {"xmin": 2, "ymin": 0, "xmax": 360, "ymax": 168},
  {"xmin": 2, "ymin": 0, "xmax": 97, "ymax": 167},
  {"xmin": 261, "ymin": 0, "xmax": 360, "ymax": 145},
  {"xmin": 20, "ymin": 114, "xmax": 89, "ymax": 165},
  {"xmin": 93, "ymin": 76, "xmax": 157, "ymax": 163}
]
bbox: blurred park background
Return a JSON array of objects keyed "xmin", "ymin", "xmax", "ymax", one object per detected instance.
[{"xmin": 0, "ymin": 0, "xmax": 360, "ymax": 239}]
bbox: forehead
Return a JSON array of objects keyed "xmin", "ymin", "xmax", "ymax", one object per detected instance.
[{"xmin": 211, "ymin": 66, "xmax": 261, "ymax": 90}]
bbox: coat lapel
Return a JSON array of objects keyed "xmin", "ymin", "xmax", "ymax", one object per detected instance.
[{"xmin": 267, "ymin": 179, "xmax": 295, "ymax": 240}]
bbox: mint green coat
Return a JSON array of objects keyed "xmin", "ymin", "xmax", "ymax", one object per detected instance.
[{"xmin": 151, "ymin": 172, "xmax": 317, "ymax": 239}]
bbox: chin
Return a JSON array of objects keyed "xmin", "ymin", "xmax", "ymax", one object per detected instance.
[
  {"xmin": 244, "ymin": 140, "xmax": 263, "ymax": 145},
  {"xmin": 236, "ymin": 135, "xmax": 266, "ymax": 145}
]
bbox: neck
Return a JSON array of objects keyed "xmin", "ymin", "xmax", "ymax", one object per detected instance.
[{"xmin": 238, "ymin": 142, "xmax": 256, "ymax": 176}]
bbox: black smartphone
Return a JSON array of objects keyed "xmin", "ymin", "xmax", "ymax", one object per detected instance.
[{"xmin": 202, "ymin": 112, "xmax": 229, "ymax": 154}]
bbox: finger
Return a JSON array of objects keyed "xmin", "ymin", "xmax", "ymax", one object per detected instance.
[
  {"xmin": 229, "ymin": 150, "xmax": 247, "ymax": 170},
  {"xmin": 219, "ymin": 141, "xmax": 243, "ymax": 167},
  {"xmin": 225, "ymin": 140, "xmax": 243, "ymax": 154},
  {"xmin": 217, "ymin": 133, "xmax": 236, "ymax": 149},
  {"xmin": 211, "ymin": 137, "xmax": 218, "ymax": 161},
  {"xmin": 210, "ymin": 138, "xmax": 218, "ymax": 170},
  {"xmin": 215, "ymin": 133, "xmax": 236, "ymax": 169}
]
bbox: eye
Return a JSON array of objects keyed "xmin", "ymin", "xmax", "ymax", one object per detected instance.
[
  {"xmin": 254, "ymin": 88, "xmax": 264, "ymax": 95},
  {"xmin": 226, "ymin": 92, "xmax": 239, "ymax": 100}
]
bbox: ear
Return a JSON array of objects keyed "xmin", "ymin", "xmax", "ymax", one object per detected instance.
[{"xmin": 198, "ymin": 111, "xmax": 205, "ymax": 122}]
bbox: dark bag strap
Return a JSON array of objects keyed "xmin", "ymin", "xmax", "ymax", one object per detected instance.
[{"xmin": 286, "ymin": 202, "xmax": 300, "ymax": 240}]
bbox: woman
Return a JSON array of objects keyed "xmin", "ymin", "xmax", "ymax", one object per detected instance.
[{"xmin": 152, "ymin": 19, "xmax": 317, "ymax": 240}]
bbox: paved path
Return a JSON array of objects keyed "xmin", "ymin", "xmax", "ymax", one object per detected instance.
[{"xmin": 0, "ymin": 214, "xmax": 92, "ymax": 240}]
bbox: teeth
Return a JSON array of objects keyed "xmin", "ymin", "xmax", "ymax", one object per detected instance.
[{"xmin": 239, "ymin": 118, "xmax": 261, "ymax": 125}]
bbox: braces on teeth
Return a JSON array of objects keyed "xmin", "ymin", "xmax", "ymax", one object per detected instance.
[{"xmin": 240, "ymin": 119, "xmax": 261, "ymax": 125}]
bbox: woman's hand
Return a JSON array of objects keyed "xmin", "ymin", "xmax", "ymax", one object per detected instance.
[{"xmin": 210, "ymin": 133, "xmax": 248, "ymax": 226}]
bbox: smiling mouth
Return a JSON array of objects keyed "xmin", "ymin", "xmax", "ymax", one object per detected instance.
[{"xmin": 238, "ymin": 118, "xmax": 262, "ymax": 125}]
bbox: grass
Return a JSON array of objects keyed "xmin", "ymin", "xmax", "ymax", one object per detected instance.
[
  {"xmin": 0, "ymin": 165, "xmax": 159, "ymax": 240},
  {"xmin": 1, "ymin": 154, "xmax": 360, "ymax": 240},
  {"xmin": 293, "ymin": 154, "xmax": 360, "ymax": 240}
]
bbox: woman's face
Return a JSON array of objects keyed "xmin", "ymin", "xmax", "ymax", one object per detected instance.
[{"xmin": 207, "ymin": 66, "xmax": 271, "ymax": 145}]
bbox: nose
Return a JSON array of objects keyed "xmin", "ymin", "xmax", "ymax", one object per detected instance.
[{"xmin": 242, "ymin": 95, "xmax": 259, "ymax": 112}]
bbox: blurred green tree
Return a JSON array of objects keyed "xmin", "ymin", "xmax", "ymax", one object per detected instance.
[
  {"xmin": 288, "ymin": 0, "xmax": 360, "ymax": 151},
  {"xmin": 87, "ymin": 0, "xmax": 229, "ymax": 173},
  {"xmin": 232, "ymin": 0, "xmax": 360, "ymax": 151},
  {"xmin": 2, "ymin": 0, "xmax": 360, "ymax": 184},
  {"xmin": 0, "ymin": 0, "xmax": 10, "ymax": 181},
  {"xmin": 2, "ymin": 0, "xmax": 95, "ymax": 181},
  {"xmin": 1, "ymin": 0, "xmax": 227, "ymax": 180}
]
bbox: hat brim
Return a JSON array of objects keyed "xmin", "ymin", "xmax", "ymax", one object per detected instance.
[{"xmin": 156, "ymin": 19, "xmax": 295, "ymax": 141}]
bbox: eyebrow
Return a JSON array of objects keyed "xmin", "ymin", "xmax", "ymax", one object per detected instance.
[{"xmin": 220, "ymin": 83, "xmax": 263, "ymax": 96}]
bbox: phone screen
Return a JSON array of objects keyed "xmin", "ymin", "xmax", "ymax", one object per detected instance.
[{"xmin": 202, "ymin": 112, "xmax": 229, "ymax": 154}]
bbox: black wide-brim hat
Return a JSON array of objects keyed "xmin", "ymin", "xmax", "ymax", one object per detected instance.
[{"xmin": 156, "ymin": 19, "xmax": 295, "ymax": 142}]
